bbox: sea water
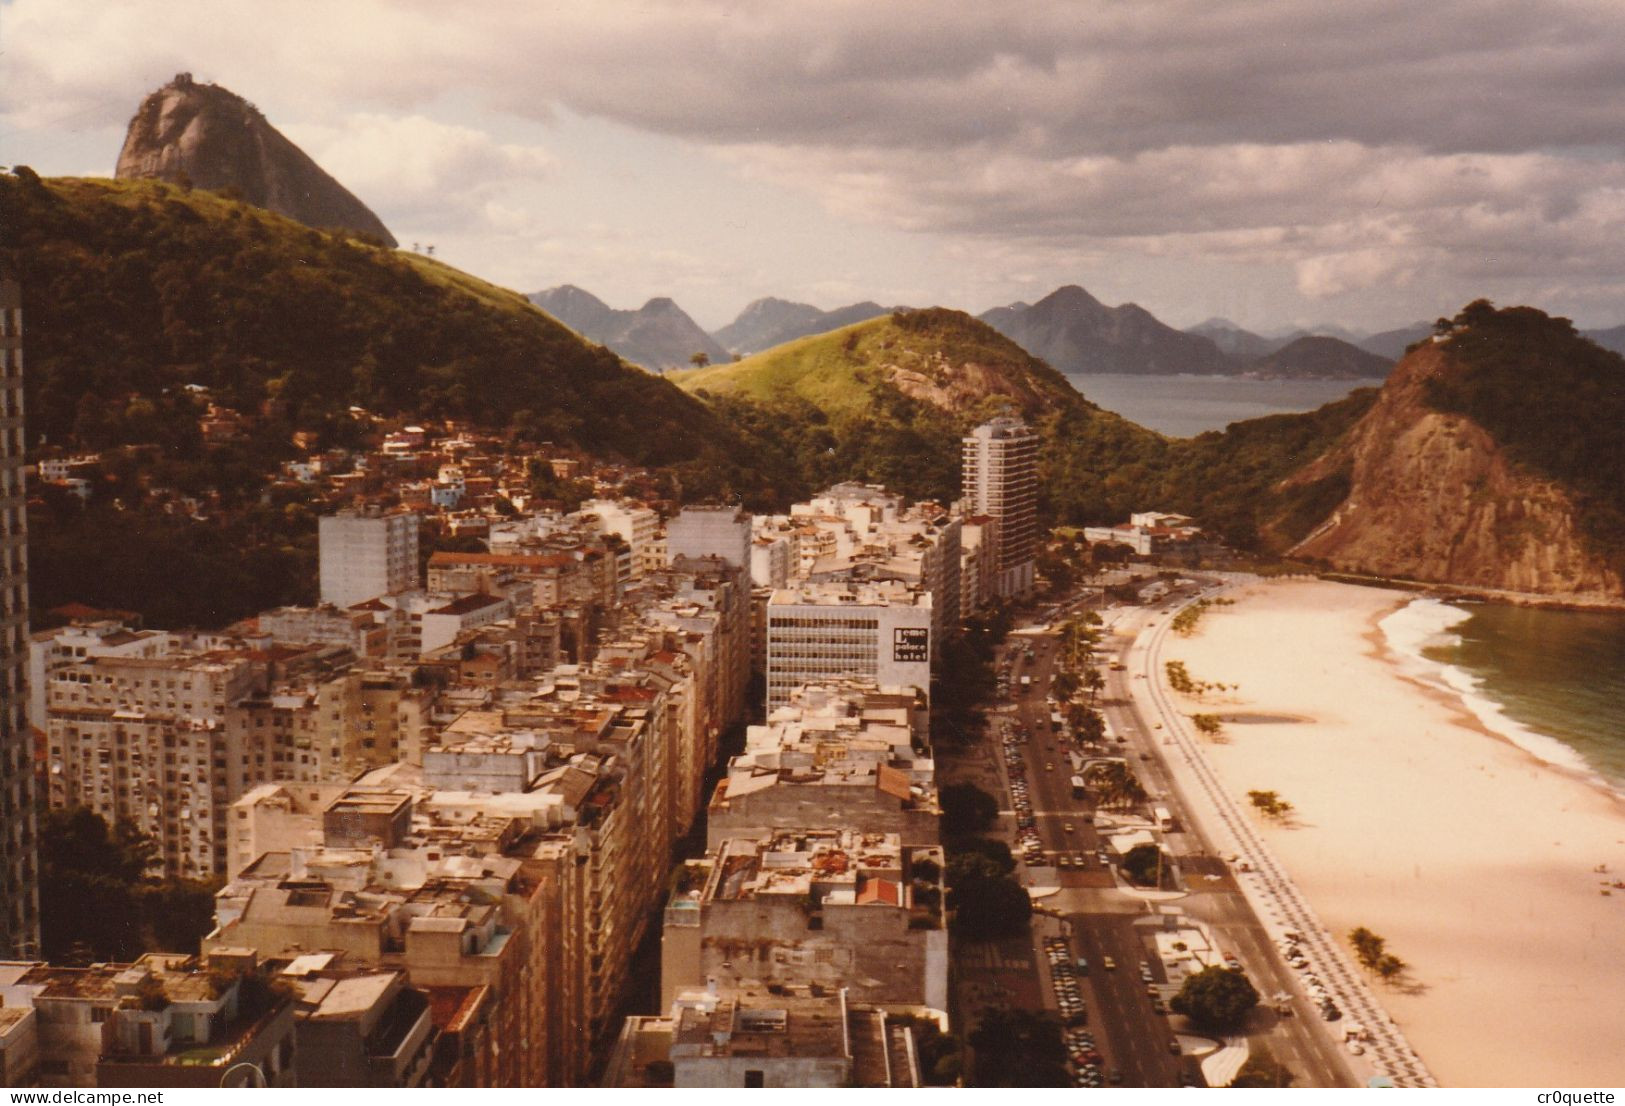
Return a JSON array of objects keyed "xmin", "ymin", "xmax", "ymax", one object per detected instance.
[
  {"xmin": 1061, "ymin": 373, "xmax": 1386, "ymax": 438},
  {"xmin": 1379, "ymin": 597, "xmax": 1625, "ymax": 793}
]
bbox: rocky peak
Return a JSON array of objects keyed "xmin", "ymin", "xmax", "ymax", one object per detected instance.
[
  {"xmin": 1284, "ymin": 340, "xmax": 1624, "ymax": 601},
  {"xmin": 115, "ymin": 74, "xmax": 396, "ymax": 246}
]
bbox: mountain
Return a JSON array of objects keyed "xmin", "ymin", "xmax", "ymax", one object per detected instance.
[
  {"xmin": 1582, "ymin": 324, "xmax": 1625, "ymax": 357},
  {"xmin": 1356, "ymin": 321, "xmax": 1433, "ymax": 360},
  {"xmin": 1238, "ymin": 335, "xmax": 1393, "ymax": 380},
  {"xmin": 1284, "ymin": 301, "xmax": 1625, "ymax": 600},
  {"xmin": 712, "ymin": 297, "xmax": 896, "ymax": 356},
  {"xmin": 672, "ymin": 307, "xmax": 1372, "ymax": 538},
  {"xmin": 1263, "ymin": 322, "xmax": 1367, "ymax": 345},
  {"xmin": 1185, "ymin": 318, "xmax": 1279, "ymax": 363},
  {"xmin": 1, "ymin": 172, "xmax": 786, "ymax": 503},
  {"xmin": 528, "ymin": 285, "xmax": 728, "ymax": 371},
  {"xmin": 675, "ymin": 307, "xmax": 1163, "ymax": 510},
  {"xmin": 114, "ymin": 72, "xmax": 396, "ymax": 247},
  {"xmin": 979, "ymin": 285, "xmax": 1231, "ymax": 376}
]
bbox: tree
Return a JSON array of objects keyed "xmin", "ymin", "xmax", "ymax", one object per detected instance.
[
  {"xmin": 1247, "ymin": 790, "xmax": 1293, "ymax": 821},
  {"xmin": 1375, "ymin": 954, "xmax": 1407, "ymax": 984},
  {"xmin": 951, "ymin": 873, "xmax": 1032, "ymax": 940},
  {"xmin": 1121, "ymin": 842, "xmax": 1165, "ymax": 887},
  {"xmin": 38, "ymin": 807, "xmax": 220, "ymax": 963},
  {"xmin": 1348, "ymin": 926, "xmax": 1386, "ymax": 970},
  {"xmin": 940, "ymin": 782, "xmax": 999, "ymax": 836},
  {"xmin": 689, "ymin": 351, "xmax": 711, "ymax": 368},
  {"xmin": 1170, "ymin": 966, "xmax": 1259, "ymax": 1032},
  {"xmin": 1192, "ymin": 713, "xmax": 1222, "ymax": 737},
  {"xmin": 967, "ymin": 1007, "xmax": 1070, "ymax": 1086},
  {"xmin": 1081, "ymin": 665, "xmax": 1105, "ymax": 706},
  {"xmin": 948, "ymin": 836, "xmax": 1016, "ymax": 875}
]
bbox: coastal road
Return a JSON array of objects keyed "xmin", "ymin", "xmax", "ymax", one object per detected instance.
[{"xmin": 1001, "ymin": 617, "xmax": 1190, "ymax": 1087}]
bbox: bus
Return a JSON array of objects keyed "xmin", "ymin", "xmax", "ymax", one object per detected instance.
[{"xmin": 1154, "ymin": 805, "xmax": 1174, "ymax": 831}]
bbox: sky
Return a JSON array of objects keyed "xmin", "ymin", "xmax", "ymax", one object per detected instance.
[{"xmin": 4, "ymin": 0, "xmax": 1624, "ymax": 334}]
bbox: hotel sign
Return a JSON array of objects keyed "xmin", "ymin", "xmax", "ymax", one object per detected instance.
[{"xmin": 893, "ymin": 627, "xmax": 930, "ymax": 662}]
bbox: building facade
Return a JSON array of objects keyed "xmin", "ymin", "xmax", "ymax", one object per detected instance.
[
  {"xmin": 764, "ymin": 583, "xmax": 932, "ymax": 712},
  {"xmin": 320, "ymin": 509, "xmax": 420, "ymax": 608},
  {"xmin": 0, "ymin": 275, "xmax": 37, "ymax": 958},
  {"xmin": 961, "ymin": 416, "xmax": 1039, "ymax": 598}
]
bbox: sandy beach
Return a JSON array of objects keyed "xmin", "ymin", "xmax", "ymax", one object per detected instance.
[{"xmin": 1162, "ymin": 578, "xmax": 1625, "ymax": 1088}]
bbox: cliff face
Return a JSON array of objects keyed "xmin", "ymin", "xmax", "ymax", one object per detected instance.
[
  {"xmin": 1286, "ymin": 342, "xmax": 1624, "ymax": 600},
  {"xmin": 115, "ymin": 73, "xmax": 396, "ymax": 246}
]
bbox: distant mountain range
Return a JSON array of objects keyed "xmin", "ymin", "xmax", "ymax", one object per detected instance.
[
  {"xmin": 979, "ymin": 285, "xmax": 1234, "ymax": 376},
  {"xmin": 712, "ymin": 297, "xmax": 899, "ymax": 356},
  {"xmin": 530, "ymin": 277, "xmax": 1625, "ymax": 383},
  {"xmin": 528, "ymin": 285, "xmax": 728, "ymax": 372},
  {"xmin": 977, "ymin": 286, "xmax": 1396, "ymax": 380},
  {"xmin": 1583, "ymin": 324, "xmax": 1625, "ymax": 356},
  {"xmin": 115, "ymin": 73, "xmax": 396, "ymax": 246}
]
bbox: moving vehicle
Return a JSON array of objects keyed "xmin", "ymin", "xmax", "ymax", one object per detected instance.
[{"xmin": 1102, "ymin": 956, "xmax": 1117, "ymax": 970}]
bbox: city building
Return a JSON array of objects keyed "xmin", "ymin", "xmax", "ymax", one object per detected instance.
[
  {"xmin": 665, "ymin": 506, "xmax": 750, "ymax": 570},
  {"xmin": 962, "ymin": 416, "xmax": 1038, "ymax": 598},
  {"xmin": 705, "ymin": 683, "xmax": 938, "ymax": 848},
  {"xmin": 660, "ymin": 828, "xmax": 947, "ymax": 1010},
  {"xmin": 0, "ymin": 275, "xmax": 36, "ymax": 959},
  {"xmin": 0, "ymin": 952, "xmax": 298, "ymax": 1088},
  {"xmin": 764, "ymin": 581, "xmax": 933, "ymax": 712},
  {"xmin": 286, "ymin": 965, "xmax": 435, "ymax": 1087},
  {"xmin": 320, "ymin": 509, "xmax": 420, "ymax": 609},
  {"xmin": 604, "ymin": 980, "xmax": 935, "ymax": 1088}
]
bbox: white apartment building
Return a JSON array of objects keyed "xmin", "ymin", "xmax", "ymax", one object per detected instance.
[
  {"xmin": 319, "ymin": 509, "xmax": 420, "ymax": 608},
  {"xmin": 581, "ymin": 499, "xmax": 663, "ymax": 579},
  {"xmin": 46, "ymin": 649, "xmax": 263, "ymax": 876},
  {"xmin": 962, "ymin": 416, "xmax": 1039, "ymax": 598},
  {"xmin": 765, "ymin": 581, "xmax": 933, "ymax": 712},
  {"xmin": 665, "ymin": 506, "xmax": 751, "ymax": 570}
]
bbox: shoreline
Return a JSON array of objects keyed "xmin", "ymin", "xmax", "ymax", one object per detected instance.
[
  {"xmin": 1163, "ymin": 578, "xmax": 1625, "ymax": 1088},
  {"xmin": 1358, "ymin": 599, "xmax": 1625, "ymax": 813},
  {"xmin": 1313, "ymin": 570, "xmax": 1625, "ymax": 614}
]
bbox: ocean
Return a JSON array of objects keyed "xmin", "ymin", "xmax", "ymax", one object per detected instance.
[
  {"xmin": 1379, "ymin": 598, "xmax": 1625, "ymax": 794},
  {"xmin": 1062, "ymin": 372, "xmax": 1385, "ymax": 438}
]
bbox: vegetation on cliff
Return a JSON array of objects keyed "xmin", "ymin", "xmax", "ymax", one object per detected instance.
[{"xmin": 1426, "ymin": 300, "xmax": 1625, "ymax": 574}]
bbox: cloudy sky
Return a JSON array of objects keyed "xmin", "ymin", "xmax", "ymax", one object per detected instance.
[{"xmin": 5, "ymin": 0, "xmax": 1624, "ymax": 332}]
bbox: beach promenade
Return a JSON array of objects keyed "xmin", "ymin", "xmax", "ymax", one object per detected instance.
[
  {"xmin": 1124, "ymin": 580, "xmax": 1434, "ymax": 1087},
  {"xmin": 1145, "ymin": 578, "xmax": 1625, "ymax": 1088}
]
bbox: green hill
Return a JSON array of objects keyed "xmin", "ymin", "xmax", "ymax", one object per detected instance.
[
  {"xmin": 677, "ymin": 307, "xmax": 1164, "ymax": 516},
  {"xmin": 0, "ymin": 171, "xmax": 784, "ymax": 501},
  {"xmin": 676, "ymin": 307, "xmax": 1373, "ymax": 543}
]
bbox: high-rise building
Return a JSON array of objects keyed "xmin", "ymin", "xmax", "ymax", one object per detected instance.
[
  {"xmin": 0, "ymin": 275, "xmax": 39, "ymax": 958},
  {"xmin": 962, "ymin": 416, "xmax": 1038, "ymax": 598},
  {"xmin": 319, "ymin": 509, "xmax": 419, "ymax": 608},
  {"xmin": 764, "ymin": 581, "xmax": 933, "ymax": 712}
]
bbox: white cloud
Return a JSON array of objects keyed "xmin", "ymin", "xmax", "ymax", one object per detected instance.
[
  {"xmin": 282, "ymin": 113, "xmax": 553, "ymax": 225},
  {"xmin": 5, "ymin": 0, "xmax": 1625, "ymax": 326}
]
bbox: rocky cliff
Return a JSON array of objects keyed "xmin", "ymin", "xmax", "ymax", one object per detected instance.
[
  {"xmin": 115, "ymin": 73, "xmax": 396, "ymax": 246},
  {"xmin": 1285, "ymin": 336, "xmax": 1625, "ymax": 601}
]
